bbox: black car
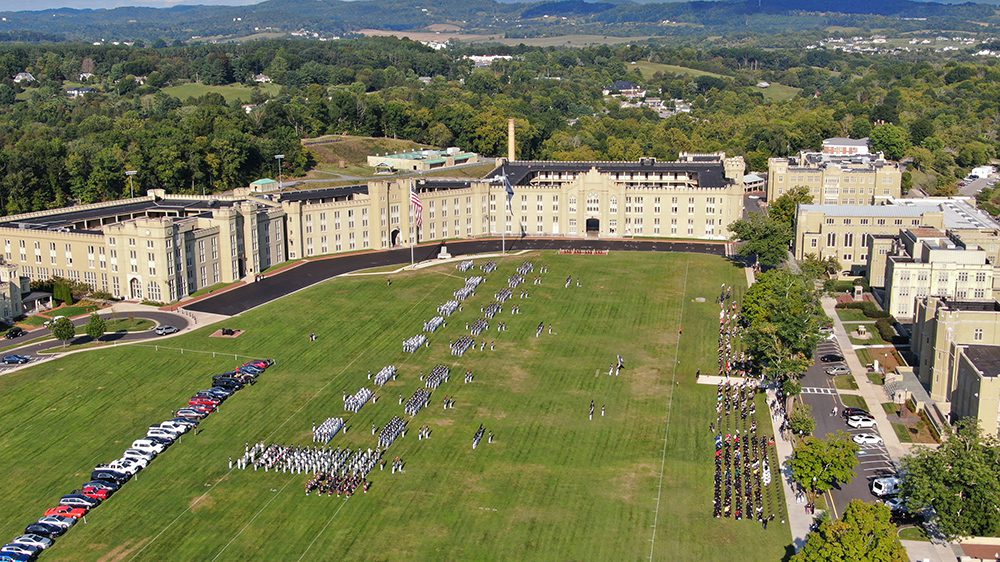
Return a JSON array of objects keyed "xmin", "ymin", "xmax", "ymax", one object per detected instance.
[
  {"xmin": 5, "ymin": 327, "xmax": 25, "ymax": 339},
  {"xmin": 83, "ymin": 479, "xmax": 122, "ymax": 492},
  {"xmin": 842, "ymin": 407, "xmax": 871, "ymax": 419},
  {"xmin": 90, "ymin": 469, "xmax": 129, "ymax": 484},
  {"xmin": 212, "ymin": 376, "xmax": 244, "ymax": 389},
  {"xmin": 169, "ymin": 417, "xmax": 199, "ymax": 427},
  {"xmin": 1, "ymin": 354, "xmax": 31, "ymax": 365},
  {"xmin": 144, "ymin": 435, "xmax": 174, "ymax": 447},
  {"xmin": 820, "ymin": 354, "xmax": 845, "ymax": 363},
  {"xmin": 24, "ymin": 523, "xmax": 65, "ymax": 538}
]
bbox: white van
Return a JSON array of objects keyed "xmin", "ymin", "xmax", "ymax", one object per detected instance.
[
  {"xmin": 872, "ymin": 476, "xmax": 901, "ymax": 497},
  {"xmin": 131, "ymin": 439, "xmax": 166, "ymax": 454}
]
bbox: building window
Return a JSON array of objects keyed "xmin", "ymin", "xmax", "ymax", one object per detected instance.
[
  {"xmin": 975, "ymin": 328, "xmax": 984, "ymax": 341},
  {"xmin": 827, "ymin": 233, "xmax": 836, "ymax": 246}
]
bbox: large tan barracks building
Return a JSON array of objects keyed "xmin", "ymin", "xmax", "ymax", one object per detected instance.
[
  {"xmin": 768, "ymin": 142, "xmax": 902, "ymax": 205},
  {"xmin": 0, "ymin": 155, "xmax": 745, "ymax": 303}
]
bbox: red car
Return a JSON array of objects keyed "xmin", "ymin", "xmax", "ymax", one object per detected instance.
[
  {"xmin": 188, "ymin": 396, "xmax": 220, "ymax": 407},
  {"xmin": 81, "ymin": 486, "xmax": 112, "ymax": 500},
  {"xmin": 245, "ymin": 359, "xmax": 273, "ymax": 369},
  {"xmin": 45, "ymin": 505, "xmax": 87, "ymax": 519}
]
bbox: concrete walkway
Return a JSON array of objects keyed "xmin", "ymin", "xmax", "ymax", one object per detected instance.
[
  {"xmin": 821, "ymin": 297, "xmax": 908, "ymax": 461},
  {"xmin": 765, "ymin": 388, "xmax": 812, "ymax": 551}
]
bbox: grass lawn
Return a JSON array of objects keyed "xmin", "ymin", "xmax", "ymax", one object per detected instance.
[
  {"xmin": 836, "ymin": 308, "xmax": 870, "ymax": 322},
  {"xmin": 832, "ymin": 375, "xmax": 858, "ymax": 391},
  {"xmin": 890, "ymin": 422, "xmax": 914, "ymax": 443},
  {"xmin": 0, "ymin": 251, "xmax": 789, "ymax": 560},
  {"xmin": 840, "ymin": 395, "xmax": 868, "ymax": 411},
  {"xmin": 49, "ymin": 303, "xmax": 100, "ymax": 318},
  {"xmin": 18, "ymin": 315, "xmax": 49, "ymax": 328},
  {"xmin": 848, "ymin": 323, "xmax": 888, "ymax": 346},
  {"xmin": 162, "ymin": 82, "xmax": 280, "ymax": 103},
  {"xmin": 897, "ymin": 525, "xmax": 930, "ymax": 541},
  {"xmin": 104, "ymin": 318, "xmax": 155, "ymax": 332},
  {"xmin": 760, "ymin": 83, "xmax": 801, "ymax": 102},
  {"xmin": 867, "ymin": 372, "xmax": 885, "ymax": 385},
  {"xmin": 632, "ymin": 61, "xmax": 725, "ymax": 79}
]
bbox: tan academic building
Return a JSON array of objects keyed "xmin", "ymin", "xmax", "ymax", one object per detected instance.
[
  {"xmin": 0, "ymin": 189, "xmax": 285, "ymax": 302},
  {"xmin": 911, "ymin": 297, "xmax": 1000, "ymax": 436},
  {"xmin": 0, "ymin": 155, "xmax": 745, "ymax": 305},
  {"xmin": 768, "ymin": 145, "xmax": 902, "ymax": 205}
]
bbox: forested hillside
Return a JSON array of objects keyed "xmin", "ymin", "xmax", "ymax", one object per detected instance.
[{"xmin": 0, "ymin": 38, "xmax": 996, "ymax": 215}]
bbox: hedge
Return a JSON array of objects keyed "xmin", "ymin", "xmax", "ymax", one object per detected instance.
[{"xmin": 835, "ymin": 301, "xmax": 890, "ymax": 319}]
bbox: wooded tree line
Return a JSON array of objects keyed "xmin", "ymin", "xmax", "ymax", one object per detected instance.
[{"xmin": 0, "ymin": 39, "xmax": 996, "ymax": 215}]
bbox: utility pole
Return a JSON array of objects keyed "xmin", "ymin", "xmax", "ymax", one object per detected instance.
[
  {"xmin": 275, "ymin": 154, "xmax": 285, "ymax": 188},
  {"xmin": 125, "ymin": 170, "xmax": 137, "ymax": 198}
]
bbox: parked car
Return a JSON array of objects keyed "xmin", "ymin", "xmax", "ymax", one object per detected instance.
[
  {"xmin": 175, "ymin": 408, "xmax": 209, "ymax": 420},
  {"xmin": 186, "ymin": 404, "xmax": 215, "ymax": 414},
  {"xmin": 81, "ymin": 480, "xmax": 120, "ymax": 493},
  {"xmin": 90, "ymin": 469, "xmax": 129, "ymax": 484},
  {"xmin": 154, "ymin": 325, "xmax": 178, "ymax": 336},
  {"xmin": 0, "ymin": 544, "xmax": 41, "ymax": 558},
  {"xmin": 42, "ymin": 316, "xmax": 66, "ymax": 327},
  {"xmin": 130, "ymin": 439, "xmax": 166, "ymax": 454},
  {"xmin": 195, "ymin": 389, "xmax": 229, "ymax": 401},
  {"xmin": 853, "ymin": 433, "xmax": 883, "ymax": 446},
  {"xmin": 820, "ymin": 354, "xmax": 845, "ymax": 363},
  {"xmin": 0, "ymin": 551, "xmax": 34, "ymax": 562},
  {"xmin": 146, "ymin": 428, "xmax": 178, "ymax": 442},
  {"xmin": 238, "ymin": 364, "xmax": 264, "ymax": 375},
  {"xmin": 121, "ymin": 448, "xmax": 156, "ymax": 463},
  {"xmin": 212, "ymin": 376, "xmax": 244, "ymax": 390},
  {"xmin": 142, "ymin": 435, "xmax": 174, "ymax": 447},
  {"xmin": 883, "ymin": 496, "xmax": 907, "ymax": 513},
  {"xmin": 11, "ymin": 535, "xmax": 53, "ymax": 550},
  {"xmin": 188, "ymin": 396, "xmax": 220, "ymax": 407},
  {"xmin": 825, "ymin": 365, "xmax": 851, "ymax": 376},
  {"xmin": 847, "ymin": 416, "xmax": 877, "ymax": 429},
  {"xmin": 151, "ymin": 422, "xmax": 188, "ymax": 436},
  {"xmin": 80, "ymin": 486, "xmax": 112, "ymax": 501},
  {"xmin": 1, "ymin": 354, "xmax": 31, "ymax": 365},
  {"xmin": 842, "ymin": 407, "xmax": 871, "ymax": 419},
  {"xmin": 246, "ymin": 359, "xmax": 273, "ymax": 369},
  {"xmin": 23, "ymin": 522, "xmax": 65, "ymax": 539},
  {"xmin": 43, "ymin": 506, "xmax": 87, "ymax": 519},
  {"xmin": 59, "ymin": 493, "xmax": 100, "ymax": 508},
  {"xmin": 872, "ymin": 476, "xmax": 902, "ymax": 497},
  {"xmin": 168, "ymin": 417, "xmax": 199, "ymax": 427},
  {"xmin": 95, "ymin": 458, "xmax": 143, "ymax": 475},
  {"xmin": 36, "ymin": 516, "xmax": 75, "ymax": 529},
  {"xmin": 5, "ymin": 327, "xmax": 25, "ymax": 339}
]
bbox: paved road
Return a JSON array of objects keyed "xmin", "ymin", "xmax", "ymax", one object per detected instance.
[
  {"xmin": 958, "ymin": 176, "xmax": 996, "ymax": 197},
  {"xmin": 187, "ymin": 238, "xmax": 728, "ymax": 316},
  {"xmin": 798, "ymin": 338, "xmax": 896, "ymax": 517},
  {"xmin": 0, "ymin": 310, "xmax": 189, "ymax": 369}
]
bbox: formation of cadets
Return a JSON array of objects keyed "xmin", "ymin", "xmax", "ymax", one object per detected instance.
[
  {"xmin": 344, "ymin": 387, "xmax": 373, "ymax": 413},
  {"xmin": 404, "ymin": 389, "xmax": 432, "ymax": 416},
  {"xmin": 312, "ymin": 417, "xmax": 344, "ymax": 444},
  {"xmin": 402, "ymin": 334, "xmax": 427, "ymax": 353},
  {"xmin": 423, "ymin": 364, "xmax": 450, "ymax": 390},
  {"xmin": 711, "ymin": 285, "xmax": 779, "ymax": 529},
  {"xmin": 469, "ymin": 318, "xmax": 489, "ymax": 336},
  {"xmin": 237, "ymin": 259, "xmax": 551, "ymax": 499},
  {"xmin": 372, "ymin": 365, "xmax": 397, "ymax": 387}
]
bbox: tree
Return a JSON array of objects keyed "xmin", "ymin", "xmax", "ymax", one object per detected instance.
[
  {"xmin": 869, "ymin": 124, "xmax": 909, "ymax": 161},
  {"xmin": 789, "ymin": 403, "xmax": 816, "ymax": 435},
  {"xmin": 800, "ymin": 254, "xmax": 840, "ymax": 280},
  {"xmin": 52, "ymin": 279, "xmax": 74, "ymax": 305},
  {"xmin": 85, "ymin": 313, "xmax": 106, "ymax": 342},
  {"xmin": 728, "ymin": 212, "xmax": 791, "ymax": 268},
  {"xmin": 767, "ymin": 186, "xmax": 813, "ymax": 228},
  {"xmin": 900, "ymin": 419, "xmax": 1000, "ymax": 539},
  {"xmin": 793, "ymin": 500, "xmax": 907, "ymax": 562},
  {"xmin": 789, "ymin": 431, "xmax": 860, "ymax": 494},
  {"xmin": 50, "ymin": 316, "xmax": 76, "ymax": 347},
  {"xmin": 740, "ymin": 269, "xmax": 823, "ymax": 380}
]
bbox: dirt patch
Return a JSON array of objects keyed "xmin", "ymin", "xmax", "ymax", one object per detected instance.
[
  {"xmin": 628, "ymin": 366, "xmax": 667, "ymax": 399},
  {"xmin": 98, "ymin": 538, "xmax": 150, "ymax": 561},
  {"xmin": 499, "ymin": 364, "xmax": 533, "ymax": 394},
  {"xmin": 190, "ymin": 494, "xmax": 216, "ymax": 512},
  {"xmin": 608, "ymin": 462, "xmax": 657, "ymax": 504}
]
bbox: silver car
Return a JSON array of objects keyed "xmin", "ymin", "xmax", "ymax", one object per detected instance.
[{"xmin": 825, "ymin": 365, "xmax": 851, "ymax": 376}]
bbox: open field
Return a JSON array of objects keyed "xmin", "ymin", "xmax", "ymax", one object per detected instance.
[
  {"xmin": 161, "ymin": 82, "xmax": 281, "ymax": 103},
  {"xmin": 632, "ymin": 61, "xmax": 725, "ymax": 79},
  {"xmin": 304, "ymin": 134, "xmax": 425, "ymax": 178},
  {"xmin": 760, "ymin": 82, "xmax": 802, "ymax": 102},
  {"xmin": 0, "ymin": 251, "xmax": 788, "ymax": 560}
]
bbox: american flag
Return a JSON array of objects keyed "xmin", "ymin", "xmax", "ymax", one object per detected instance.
[{"xmin": 410, "ymin": 186, "xmax": 424, "ymax": 227}]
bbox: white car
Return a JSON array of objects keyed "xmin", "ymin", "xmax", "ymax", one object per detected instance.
[
  {"xmin": 847, "ymin": 416, "xmax": 877, "ymax": 429},
  {"xmin": 12, "ymin": 534, "xmax": 53, "ymax": 550},
  {"xmin": 853, "ymin": 433, "xmax": 883, "ymax": 446},
  {"xmin": 37, "ymin": 516, "xmax": 75, "ymax": 529},
  {"xmin": 147, "ymin": 428, "xmax": 179, "ymax": 441},
  {"xmin": 131, "ymin": 439, "xmax": 166, "ymax": 454},
  {"xmin": 122, "ymin": 448, "xmax": 156, "ymax": 462},
  {"xmin": 158, "ymin": 421, "xmax": 192, "ymax": 434},
  {"xmin": 96, "ymin": 458, "xmax": 143, "ymax": 475}
]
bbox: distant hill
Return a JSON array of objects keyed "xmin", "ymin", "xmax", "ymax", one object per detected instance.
[{"xmin": 0, "ymin": 0, "xmax": 996, "ymax": 42}]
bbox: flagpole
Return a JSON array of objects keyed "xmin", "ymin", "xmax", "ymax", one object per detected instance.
[{"xmin": 409, "ymin": 204, "xmax": 415, "ymax": 266}]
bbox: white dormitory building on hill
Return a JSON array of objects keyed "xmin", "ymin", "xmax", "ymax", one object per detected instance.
[{"xmin": 0, "ymin": 154, "xmax": 746, "ymax": 302}]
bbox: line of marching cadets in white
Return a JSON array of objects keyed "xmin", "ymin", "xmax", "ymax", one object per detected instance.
[{"xmin": 0, "ymin": 358, "xmax": 275, "ymax": 562}]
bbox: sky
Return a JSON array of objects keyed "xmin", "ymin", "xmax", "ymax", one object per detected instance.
[{"xmin": 0, "ymin": 0, "xmax": 262, "ymax": 10}]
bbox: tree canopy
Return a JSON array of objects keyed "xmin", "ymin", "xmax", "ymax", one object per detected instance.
[
  {"xmin": 793, "ymin": 500, "xmax": 907, "ymax": 562},
  {"xmin": 740, "ymin": 269, "xmax": 823, "ymax": 380},
  {"xmin": 789, "ymin": 431, "xmax": 859, "ymax": 494},
  {"xmin": 900, "ymin": 419, "xmax": 1000, "ymax": 539},
  {"xmin": 50, "ymin": 316, "xmax": 76, "ymax": 346}
]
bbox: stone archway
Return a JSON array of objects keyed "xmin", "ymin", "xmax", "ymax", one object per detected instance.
[
  {"xmin": 390, "ymin": 228, "xmax": 400, "ymax": 246},
  {"xmin": 586, "ymin": 217, "xmax": 600, "ymax": 237},
  {"xmin": 129, "ymin": 277, "xmax": 142, "ymax": 300}
]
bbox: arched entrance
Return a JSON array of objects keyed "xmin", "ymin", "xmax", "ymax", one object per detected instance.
[
  {"xmin": 390, "ymin": 228, "xmax": 400, "ymax": 246},
  {"xmin": 129, "ymin": 277, "xmax": 143, "ymax": 300},
  {"xmin": 585, "ymin": 218, "xmax": 600, "ymax": 237}
]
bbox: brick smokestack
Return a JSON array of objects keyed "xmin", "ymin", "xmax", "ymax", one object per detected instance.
[{"xmin": 507, "ymin": 118, "xmax": 516, "ymax": 161}]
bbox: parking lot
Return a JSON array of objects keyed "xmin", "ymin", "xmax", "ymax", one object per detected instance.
[{"xmin": 798, "ymin": 337, "xmax": 897, "ymax": 516}]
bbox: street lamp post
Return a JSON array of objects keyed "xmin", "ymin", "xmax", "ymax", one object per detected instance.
[
  {"xmin": 275, "ymin": 154, "xmax": 285, "ymax": 188},
  {"xmin": 125, "ymin": 170, "xmax": 137, "ymax": 198}
]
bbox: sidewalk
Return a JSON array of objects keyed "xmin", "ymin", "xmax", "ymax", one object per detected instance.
[
  {"xmin": 820, "ymin": 297, "xmax": 907, "ymax": 460},
  {"xmin": 765, "ymin": 388, "xmax": 812, "ymax": 551},
  {"xmin": 113, "ymin": 302, "xmax": 229, "ymax": 327}
]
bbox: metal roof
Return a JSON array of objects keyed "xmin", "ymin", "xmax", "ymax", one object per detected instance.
[{"xmin": 486, "ymin": 159, "xmax": 730, "ymax": 189}]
